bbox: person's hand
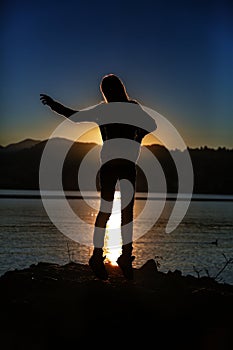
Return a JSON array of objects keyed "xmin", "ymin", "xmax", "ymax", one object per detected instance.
[{"xmin": 40, "ymin": 94, "xmax": 55, "ymax": 107}]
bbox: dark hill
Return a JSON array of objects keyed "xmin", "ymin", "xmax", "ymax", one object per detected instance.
[
  {"xmin": 0, "ymin": 138, "xmax": 232, "ymax": 194},
  {"xmin": 1, "ymin": 138, "xmax": 41, "ymax": 153}
]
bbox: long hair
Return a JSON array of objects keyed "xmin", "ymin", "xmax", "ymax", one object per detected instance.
[{"xmin": 100, "ymin": 74, "xmax": 129, "ymax": 102}]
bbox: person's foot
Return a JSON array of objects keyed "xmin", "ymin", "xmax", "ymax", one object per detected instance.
[
  {"xmin": 116, "ymin": 255, "xmax": 135, "ymax": 280},
  {"xmin": 89, "ymin": 254, "xmax": 108, "ymax": 280}
]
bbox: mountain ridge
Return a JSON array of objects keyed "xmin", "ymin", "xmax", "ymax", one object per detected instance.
[
  {"xmin": 1, "ymin": 137, "xmax": 233, "ymax": 152},
  {"xmin": 0, "ymin": 138, "xmax": 232, "ymax": 194}
]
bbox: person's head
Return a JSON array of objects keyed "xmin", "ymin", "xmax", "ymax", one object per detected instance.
[{"xmin": 100, "ymin": 74, "xmax": 129, "ymax": 102}]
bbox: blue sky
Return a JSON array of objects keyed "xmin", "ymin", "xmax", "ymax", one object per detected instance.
[{"xmin": 1, "ymin": 0, "xmax": 233, "ymax": 148}]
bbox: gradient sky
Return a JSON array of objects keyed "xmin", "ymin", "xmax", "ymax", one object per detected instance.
[{"xmin": 1, "ymin": 0, "xmax": 233, "ymax": 148}]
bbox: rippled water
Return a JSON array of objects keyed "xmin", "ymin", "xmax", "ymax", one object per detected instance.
[{"xmin": 0, "ymin": 191, "xmax": 232, "ymax": 284}]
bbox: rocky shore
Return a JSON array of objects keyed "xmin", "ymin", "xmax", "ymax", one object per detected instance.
[{"xmin": 0, "ymin": 259, "xmax": 233, "ymax": 349}]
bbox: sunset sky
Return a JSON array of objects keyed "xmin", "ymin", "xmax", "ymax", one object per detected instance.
[{"xmin": 1, "ymin": 0, "xmax": 233, "ymax": 148}]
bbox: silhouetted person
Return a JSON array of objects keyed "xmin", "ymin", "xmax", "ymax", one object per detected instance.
[{"xmin": 40, "ymin": 74, "xmax": 156, "ymax": 280}]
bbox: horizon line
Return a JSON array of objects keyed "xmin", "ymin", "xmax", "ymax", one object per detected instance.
[{"xmin": 1, "ymin": 137, "xmax": 233, "ymax": 151}]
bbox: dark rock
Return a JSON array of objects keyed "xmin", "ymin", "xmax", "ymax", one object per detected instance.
[{"xmin": 0, "ymin": 260, "xmax": 233, "ymax": 349}]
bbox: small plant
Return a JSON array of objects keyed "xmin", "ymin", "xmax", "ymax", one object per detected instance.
[
  {"xmin": 154, "ymin": 255, "xmax": 163, "ymax": 269},
  {"xmin": 66, "ymin": 242, "xmax": 76, "ymax": 262},
  {"xmin": 193, "ymin": 253, "xmax": 233, "ymax": 282},
  {"xmin": 193, "ymin": 266, "xmax": 202, "ymax": 279},
  {"xmin": 214, "ymin": 253, "xmax": 233, "ymax": 281}
]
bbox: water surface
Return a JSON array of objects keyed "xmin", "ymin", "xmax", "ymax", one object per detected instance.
[{"xmin": 0, "ymin": 190, "xmax": 232, "ymax": 284}]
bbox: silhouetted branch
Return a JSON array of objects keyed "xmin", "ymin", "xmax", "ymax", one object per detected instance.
[
  {"xmin": 154, "ymin": 255, "xmax": 163, "ymax": 269},
  {"xmin": 193, "ymin": 254, "xmax": 233, "ymax": 282},
  {"xmin": 204, "ymin": 268, "xmax": 210, "ymax": 278},
  {"xmin": 67, "ymin": 242, "xmax": 72, "ymax": 262},
  {"xmin": 214, "ymin": 253, "xmax": 233, "ymax": 281},
  {"xmin": 193, "ymin": 266, "xmax": 202, "ymax": 278}
]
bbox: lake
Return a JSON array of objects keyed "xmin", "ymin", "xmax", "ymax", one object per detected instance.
[{"xmin": 0, "ymin": 190, "xmax": 233, "ymax": 284}]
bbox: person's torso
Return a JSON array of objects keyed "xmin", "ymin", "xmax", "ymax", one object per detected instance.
[{"xmin": 97, "ymin": 101, "xmax": 142, "ymax": 163}]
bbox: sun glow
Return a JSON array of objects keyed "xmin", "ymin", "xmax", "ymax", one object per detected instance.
[{"xmin": 104, "ymin": 191, "xmax": 122, "ymax": 265}]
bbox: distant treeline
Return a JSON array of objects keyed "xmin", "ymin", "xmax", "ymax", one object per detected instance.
[{"xmin": 0, "ymin": 139, "xmax": 232, "ymax": 194}]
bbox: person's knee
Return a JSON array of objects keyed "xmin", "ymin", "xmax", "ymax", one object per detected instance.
[{"xmin": 95, "ymin": 212, "xmax": 111, "ymax": 227}]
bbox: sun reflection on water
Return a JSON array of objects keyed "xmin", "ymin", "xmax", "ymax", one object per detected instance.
[{"xmin": 104, "ymin": 191, "xmax": 122, "ymax": 265}]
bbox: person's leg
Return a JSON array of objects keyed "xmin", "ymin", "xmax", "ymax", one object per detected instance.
[
  {"xmin": 117, "ymin": 161, "xmax": 136, "ymax": 280},
  {"xmin": 120, "ymin": 161, "xmax": 136, "ymax": 248},
  {"xmin": 93, "ymin": 162, "xmax": 117, "ymax": 249},
  {"xmin": 89, "ymin": 162, "xmax": 117, "ymax": 279}
]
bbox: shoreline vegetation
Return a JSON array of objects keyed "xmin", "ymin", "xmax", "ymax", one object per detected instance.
[
  {"xmin": 0, "ymin": 259, "xmax": 233, "ymax": 349},
  {"xmin": 0, "ymin": 138, "xmax": 233, "ymax": 194}
]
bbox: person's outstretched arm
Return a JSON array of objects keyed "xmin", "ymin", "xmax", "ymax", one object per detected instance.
[{"xmin": 40, "ymin": 94, "xmax": 77, "ymax": 118}]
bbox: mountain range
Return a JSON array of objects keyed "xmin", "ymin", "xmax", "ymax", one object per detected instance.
[{"xmin": 0, "ymin": 138, "xmax": 232, "ymax": 194}]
